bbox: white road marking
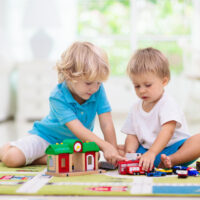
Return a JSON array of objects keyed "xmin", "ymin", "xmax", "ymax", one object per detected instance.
[
  {"xmin": 130, "ymin": 176, "xmax": 153, "ymax": 194},
  {"xmin": 105, "ymin": 170, "xmax": 153, "ymax": 194},
  {"xmin": 16, "ymin": 169, "xmax": 52, "ymax": 193}
]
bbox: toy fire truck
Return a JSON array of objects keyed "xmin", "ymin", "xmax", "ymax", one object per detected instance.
[{"xmin": 118, "ymin": 159, "xmax": 153, "ymax": 175}]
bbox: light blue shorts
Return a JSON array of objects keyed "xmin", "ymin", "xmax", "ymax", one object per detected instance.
[{"xmin": 136, "ymin": 138, "xmax": 195, "ymax": 167}]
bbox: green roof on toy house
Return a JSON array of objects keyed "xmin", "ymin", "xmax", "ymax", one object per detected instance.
[{"xmin": 45, "ymin": 139, "xmax": 100, "ymax": 155}]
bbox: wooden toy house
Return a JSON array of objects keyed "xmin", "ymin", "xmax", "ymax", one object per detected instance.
[{"xmin": 45, "ymin": 139, "xmax": 104, "ymax": 176}]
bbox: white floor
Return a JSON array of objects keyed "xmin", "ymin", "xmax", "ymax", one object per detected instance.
[
  {"xmin": 0, "ymin": 196, "xmax": 200, "ymax": 200},
  {"xmin": 0, "ymin": 196, "xmax": 199, "ymax": 200}
]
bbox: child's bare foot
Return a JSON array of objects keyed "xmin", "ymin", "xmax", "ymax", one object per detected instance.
[{"xmin": 158, "ymin": 154, "xmax": 172, "ymax": 168}]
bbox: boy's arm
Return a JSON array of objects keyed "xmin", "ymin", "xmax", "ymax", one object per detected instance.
[
  {"xmin": 98, "ymin": 112, "xmax": 117, "ymax": 148},
  {"xmin": 139, "ymin": 120, "xmax": 176, "ymax": 171},
  {"xmin": 125, "ymin": 134, "xmax": 139, "ymax": 153},
  {"xmin": 98, "ymin": 112, "xmax": 126, "ymax": 163},
  {"xmin": 65, "ymin": 117, "xmax": 125, "ymax": 165}
]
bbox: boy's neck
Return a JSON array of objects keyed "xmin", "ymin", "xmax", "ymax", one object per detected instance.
[
  {"xmin": 142, "ymin": 91, "xmax": 164, "ymax": 112},
  {"xmin": 71, "ymin": 92, "xmax": 86, "ymax": 105},
  {"xmin": 142, "ymin": 101, "xmax": 156, "ymax": 112}
]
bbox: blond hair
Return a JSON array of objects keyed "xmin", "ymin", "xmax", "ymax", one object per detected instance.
[
  {"xmin": 127, "ymin": 47, "xmax": 170, "ymax": 80},
  {"xmin": 56, "ymin": 41, "xmax": 110, "ymax": 83}
]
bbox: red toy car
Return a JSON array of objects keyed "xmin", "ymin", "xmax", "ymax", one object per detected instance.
[
  {"xmin": 118, "ymin": 159, "xmax": 153, "ymax": 175},
  {"xmin": 177, "ymin": 170, "xmax": 188, "ymax": 178},
  {"xmin": 127, "ymin": 165, "xmax": 146, "ymax": 175}
]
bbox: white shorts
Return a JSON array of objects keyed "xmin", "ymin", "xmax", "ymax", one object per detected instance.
[{"xmin": 10, "ymin": 134, "xmax": 50, "ymax": 165}]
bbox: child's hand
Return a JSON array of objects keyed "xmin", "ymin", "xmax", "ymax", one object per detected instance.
[
  {"xmin": 138, "ymin": 150, "xmax": 156, "ymax": 171},
  {"xmin": 103, "ymin": 142, "xmax": 126, "ymax": 165},
  {"xmin": 117, "ymin": 144, "xmax": 126, "ymax": 157}
]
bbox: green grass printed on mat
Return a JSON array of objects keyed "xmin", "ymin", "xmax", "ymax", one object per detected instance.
[
  {"xmin": 0, "ymin": 162, "xmax": 46, "ymax": 172},
  {"xmin": 153, "ymin": 176, "xmax": 200, "ymax": 184},
  {"xmin": 39, "ymin": 174, "xmax": 132, "ymax": 196},
  {"xmin": 49, "ymin": 174, "xmax": 132, "ymax": 183},
  {"xmin": 38, "ymin": 185, "xmax": 131, "ymax": 196}
]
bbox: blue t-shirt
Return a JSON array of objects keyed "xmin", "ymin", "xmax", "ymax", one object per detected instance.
[{"xmin": 29, "ymin": 81, "xmax": 111, "ymax": 144}]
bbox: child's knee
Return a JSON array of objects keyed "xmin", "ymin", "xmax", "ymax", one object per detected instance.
[
  {"xmin": 2, "ymin": 147, "xmax": 26, "ymax": 167},
  {"xmin": 32, "ymin": 155, "xmax": 47, "ymax": 165}
]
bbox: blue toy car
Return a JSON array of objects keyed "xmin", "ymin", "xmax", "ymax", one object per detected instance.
[
  {"xmin": 173, "ymin": 166, "xmax": 187, "ymax": 174},
  {"xmin": 147, "ymin": 171, "xmax": 167, "ymax": 177},
  {"xmin": 187, "ymin": 167, "xmax": 199, "ymax": 176}
]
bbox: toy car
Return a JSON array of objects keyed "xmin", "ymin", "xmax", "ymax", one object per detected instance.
[
  {"xmin": 187, "ymin": 167, "xmax": 199, "ymax": 176},
  {"xmin": 172, "ymin": 166, "xmax": 187, "ymax": 174},
  {"xmin": 147, "ymin": 171, "xmax": 167, "ymax": 177},
  {"xmin": 118, "ymin": 159, "xmax": 153, "ymax": 175},
  {"xmin": 177, "ymin": 170, "xmax": 188, "ymax": 178},
  {"xmin": 99, "ymin": 161, "xmax": 117, "ymax": 170},
  {"xmin": 155, "ymin": 168, "xmax": 173, "ymax": 175},
  {"xmin": 126, "ymin": 165, "xmax": 146, "ymax": 175}
]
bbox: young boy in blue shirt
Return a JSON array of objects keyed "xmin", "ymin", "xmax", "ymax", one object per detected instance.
[{"xmin": 0, "ymin": 41, "xmax": 125, "ymax": 167}]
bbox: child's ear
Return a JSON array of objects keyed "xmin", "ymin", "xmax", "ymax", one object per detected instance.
[{"xmin": 162, "ymin": 76, "xmax": 169, "ymax": 86}]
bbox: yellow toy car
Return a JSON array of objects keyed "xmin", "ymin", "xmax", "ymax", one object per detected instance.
[{"xmin": 155, "ymin": 168, "xmax": 173, "ymax": 175}]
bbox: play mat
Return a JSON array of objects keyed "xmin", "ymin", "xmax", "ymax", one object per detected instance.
[{"xmin": 0, "ymin": 162, "xmax": 200, "ymax": 197}]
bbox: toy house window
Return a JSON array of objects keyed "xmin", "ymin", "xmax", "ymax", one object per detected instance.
[
  {"xmin": 61, "ymin": 158, "xmax": 66, "ymax": 167},
  {"xmin": 47, "ymin": 155, "xmax": 56, "ymax": 171},
  {"xmin": 49, "ymin": 156, "xmax": 54, "ymax": 167},
  {"xmin": 88, "ymin": 155, "xmax": 92, "ymax": 165}
]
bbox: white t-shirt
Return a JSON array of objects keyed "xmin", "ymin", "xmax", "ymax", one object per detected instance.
[{"xmin": 121, "ymin": 91, "xmax": 190, "ymax": 149}]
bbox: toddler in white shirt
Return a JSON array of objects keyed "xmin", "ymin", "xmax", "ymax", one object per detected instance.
[{"xmin": 120, "ymin": 47, "xmax": 200, "ymax": 171}]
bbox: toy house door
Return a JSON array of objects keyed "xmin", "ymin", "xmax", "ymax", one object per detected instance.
[
  {"xmin": 86, "ymin": 153, "xmax": 95, "ymax": 171},
  {"xmin": 58, "ymin": 154, "xmax": 69, "ymax": 173}
]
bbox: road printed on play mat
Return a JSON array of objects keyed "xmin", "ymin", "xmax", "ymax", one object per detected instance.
[
  {"xmin": 16, "ymin": 168, "xmax": 52, "ymax": 193},
  {"xmin": 105, "ymin": 170, "xmax": 200, "ymax": 195},
  {"xmin": 105, "ymin": 169, "xmax": 153, "ymax": 194},
  {"xmin": 1, "ymin": 168, "xmax": 199, "ymax": 195},
  {"xmin": 15, "ymin": 170, "xmax": 132, "ymax": 193},
  {"xmin": 15, "ymin": 169, "xmax": 134, "ymax": 194}
]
